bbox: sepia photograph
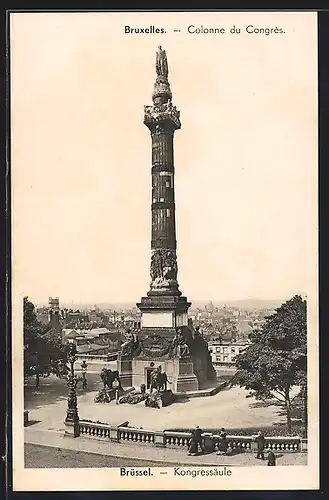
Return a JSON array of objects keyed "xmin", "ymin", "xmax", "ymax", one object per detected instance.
[{"xmin": 10, "ymin": 10, "xmax": 318, "ymax": 491}]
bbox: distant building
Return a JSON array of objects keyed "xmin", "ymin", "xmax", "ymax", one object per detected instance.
[
  {"xmin": 36, "ymin": 306, "xmax": 49, "ymax": 325},
  {"xmin": 62, "ymin": 326, "xmax": 121, "ymax": 347},
  {"xmin": 76, "ymin": 343, "xmax": 109, "ymax": 355},
  {"xmin": 236, "ymin": 318, "xmax": 253, "ymax": 338},
  {"xmin": 123, "ymin": 314, "xmax": 141, "ymax": 330},
  {"xmin": 208, "ymin": 340, "xmax": 251, "ymax": 367},
  {"xmin": 62, "ymin": 309, "xmax": 89, "ymax": 327},
  {"xmin": 48, "ymin": 297, "xmax": 62, "ymax": 332}
]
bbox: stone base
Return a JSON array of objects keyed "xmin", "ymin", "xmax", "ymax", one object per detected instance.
[
  {"xmin": 137, "ymin": 294, "xmax": 191, "ymax": 311},
  {"xmin": 117, "ymin": 358, "xmax": 133, "ymax": 388},
  {"xmin": 176, "ymin": 373, "xmax": 199, "ymax": 393},
  {"xmin": 118, "ymin": 356, "xmax": 199, "ymax": 393},
  {"xmin": 176, "ymin": 358, "xmax": 199, "ymax": 392},
  {"xmin": 137, "ymin": 295, "xmax": 191, "ymax": 331},
  {"xmin": 117, "ymin": 296, "xmax": 215, "ymax": 395},
  {"xmin": 64, "ymin": 419, "xmax": 80, "ymax": 438}
]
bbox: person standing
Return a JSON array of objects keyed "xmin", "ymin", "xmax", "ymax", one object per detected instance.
[
  {"xmin": 194, "ymin": 426, "xmax": 204, "ymax": 454},
  {"xmin": 217, "ymin": 428, "xmax": 228, "ymax": 456},
  {"xmin": 255, "ymin": 431, "xmax": 266, "ymax": 460},
  {"xmin": 188, "ymin": 433, "xmax": 197, "ymax": 456},
  {"xmin": 267, "ymin": 450, "xmax": 276, "ymax": 466}
]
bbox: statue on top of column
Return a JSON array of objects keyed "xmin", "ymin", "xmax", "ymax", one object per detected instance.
[{"xmin": 156, "ymin": 46, "xmax": 168, "ymax": 79}]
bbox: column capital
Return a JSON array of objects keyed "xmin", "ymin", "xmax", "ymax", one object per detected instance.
[{"xmin": 144, "ymin": 102, "xmax": 181, "ymax": 133}]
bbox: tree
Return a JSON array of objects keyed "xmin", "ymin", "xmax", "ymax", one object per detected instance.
[
  {"xmin": 24, "ymin": 297, "xmax": 66, "ymax": 387},
  {"xmin": 234, "ymin": 295, "xmax": 307, "ymax": 434},
  {"xmin": 211, "ymin": 318, "xmax": 238, "ymax": 342}
]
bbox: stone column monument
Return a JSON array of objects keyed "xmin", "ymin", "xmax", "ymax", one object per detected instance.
[{"xmin": 118, "ymin": 47, "xmax": 216, "ymax": 393}]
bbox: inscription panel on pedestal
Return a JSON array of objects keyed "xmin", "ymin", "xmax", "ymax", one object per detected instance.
[
  {"xmin": 175, "ymin": 312, "xmax": 188, "ymax": 327},
  {"xmin": 142, "ymin": 311, "xmax": 174, "ymax": 328}
]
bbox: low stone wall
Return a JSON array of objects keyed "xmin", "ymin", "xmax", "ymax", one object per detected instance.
[
  {"xmin": 76, "ymin": 420, "xmax": 307, "ymax": 453},
  {"xmin": 175, "ymin": 380, "xmax": 228, "ymax": 399}
]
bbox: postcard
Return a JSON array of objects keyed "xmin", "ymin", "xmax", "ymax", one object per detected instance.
[{"xmin": 9, "ymin": 10, "xmax": 319, "ymax": 491}]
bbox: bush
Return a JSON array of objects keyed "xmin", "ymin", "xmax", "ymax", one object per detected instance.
[{"xmin": 165, "ymin": 425, "xmax": 304, "ymax": 437}]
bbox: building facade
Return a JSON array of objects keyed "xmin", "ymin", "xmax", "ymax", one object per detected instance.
[{"xmin": 208, "ymin": 340, "xmax": 251, "ymax": 367}]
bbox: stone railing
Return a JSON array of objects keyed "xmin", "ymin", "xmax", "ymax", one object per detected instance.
[
  {"xmin": 213, "ymin": 434, "xmax": 253, "ymax": 452},
  {"xmin": 164, "ymin": 431, "xmax": 191, "ymax": 447},
  {"xmin": 76, "ymin": 420, "xmax": 306, "ymax": 452},
  {"xmin": 79, "ymin": 421, "xmax": 111, "ymax": 439},
  {"xmin": 119, "ymin": 427, "xmax": 155, "ymax": 445},
  {"xmin": 259, "ymin": 436, "xmax": 301, "ymax": 452}
]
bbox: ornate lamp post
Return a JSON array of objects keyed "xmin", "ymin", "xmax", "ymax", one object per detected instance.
[
  {"xmin": 81, "ymin": 360, "xmax": 88, "ymax": 390},
  {"xmin": 64, "ymin": 343, "xmax": 80, "ymax": 437}
]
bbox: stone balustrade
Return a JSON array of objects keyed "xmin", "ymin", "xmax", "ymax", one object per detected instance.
[
  {"xmin": 164, "ymin": 431, "xmax": 191, "ymax": 447},
  {"xmin": 77, "ymin": 419, "xmax": 306, "ymax": 453},
  {"xmin": 260, "ymin": 436, "xmax": 301, "ymax": 452},
  {"xmin": 79, "ymin": 421, "xmax": 111, "ymax": 439},
  {"xmin": 213, "ymin": 434, "xmax": 253, "ymax": 452},
  {"xmin": 119, "ymin": 426, "xmax": 155, "ymax": 444}
]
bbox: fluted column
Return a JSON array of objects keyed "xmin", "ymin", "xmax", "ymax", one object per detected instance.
[{"xmin": 144, "ymin": 46, "xmax": 181, "ymax": 297}]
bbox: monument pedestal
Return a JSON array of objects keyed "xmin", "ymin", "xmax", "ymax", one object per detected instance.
[
  {"xmin": 176, "ymin": 358, "xmax": 199, "ymax": 392},
  {"xmin": 117, "ymin": 292, "xmax": 198, "ymax": 393},
  {"xmin": 118, "ymin": 352, "xmax": 199, "ymax": 393},
  {"xmin": 118, "ymin": 359, "xmax": 133, "ymax": 388},
  {"xmin": 137, "ymin": 294, "xmax": 191, "ymax": 331}
]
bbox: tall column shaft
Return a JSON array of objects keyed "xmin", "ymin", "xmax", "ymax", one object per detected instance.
[
  {"xmin": 142, "ymin": 46, "xmax": 183, "ymax": 298},
  {"xmin": 144, "ymin": 106, "xmax": 181, "ymax": 297},
  {"xmin": 151, "ymin": 131, "xmax": 176, "ymax": 250}
]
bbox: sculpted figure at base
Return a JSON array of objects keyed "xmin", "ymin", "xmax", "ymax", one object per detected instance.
[
  {"xmin": 118, "ymin": 390, "xmax": 148, "ymax": 405},
  {"xmin": 120, "ymin": 329, "xmax": 140, "ymax": 358},
  {"xmin": 172, "ymin": 328, "xmax": 191, "ymax": 359},
  {"xmin": 150, "ymin": 248, "xmax": 178, "ymax": 288},
  {"xmin": 100, "ymin": 369, "xmax": 122, "ymax": 390},
  {"xmin": 150, "ymin": 366, "xmax": 170, "ymax": 393}
]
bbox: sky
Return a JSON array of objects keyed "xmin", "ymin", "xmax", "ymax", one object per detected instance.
[{"xmin": 10, "ymin": 12, "xmax": 318, "ymax": 305}]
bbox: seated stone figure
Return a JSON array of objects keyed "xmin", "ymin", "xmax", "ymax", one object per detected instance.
[
  {"xmin": 119, "ymin": 389, "xmax": 147, "ymax": 405},
  {"xmin": 120, "ymin": 330, "xmax": 140, "ymax": 357},
  {"xmin": 172, "ymin": 329, "xmax": 191, "ymax": 359}
]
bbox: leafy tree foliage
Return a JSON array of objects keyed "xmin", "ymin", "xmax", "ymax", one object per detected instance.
[
  {"xmin": 214, "ymin": 318, "xmax": 238, "ymax": 342},
  {"xmin": 24, "ymin": 297, "xmax": 66, "ymax": 387},
  {"xmin": 234, "ymin": 295, "xmax": 307, "ymax": 433}
]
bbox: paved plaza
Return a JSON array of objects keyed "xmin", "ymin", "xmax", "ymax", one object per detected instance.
[
  {"xmin": 25, "ymin": 370, "xmax": 300, "ymax": 434},
  {"xmin": 24, "ymin": 369, "xmax": 305, "ymax": 468}
]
